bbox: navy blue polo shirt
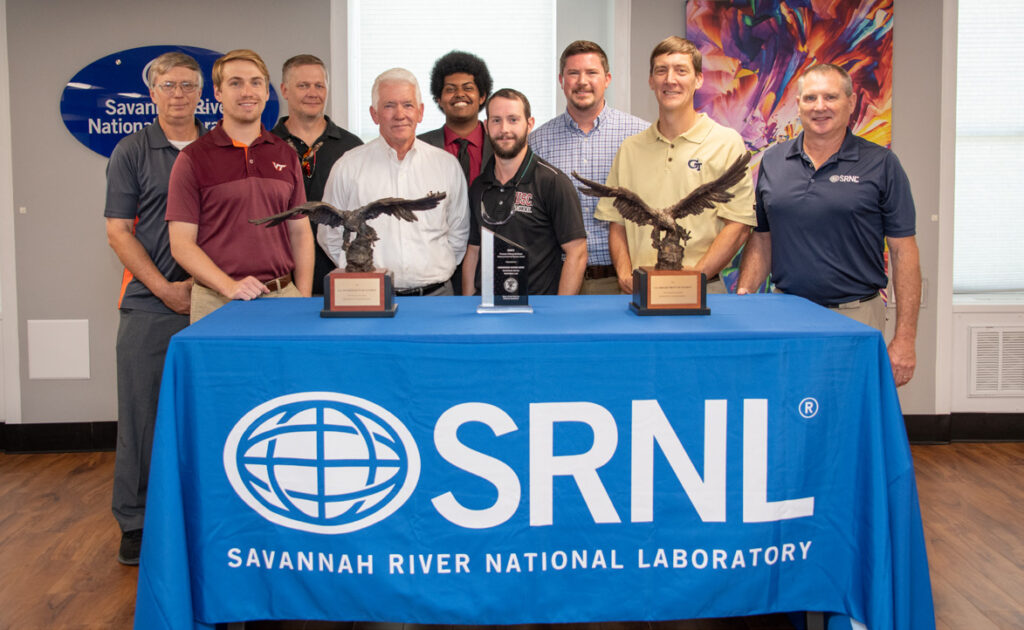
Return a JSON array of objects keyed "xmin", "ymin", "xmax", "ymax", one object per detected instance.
[{"xmin": 755, "ymin": 130, "xmax": 916, "ymax": 305}]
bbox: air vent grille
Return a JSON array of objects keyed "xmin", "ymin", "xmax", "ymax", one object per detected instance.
[{"xmin": 970, "ymin": 327, "xmax": 1024, "ymax": 396}]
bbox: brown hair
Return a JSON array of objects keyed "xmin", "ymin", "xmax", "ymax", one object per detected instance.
[
  {"xmin": 212, "ymin": 49, "xmax": 270, "ymax": 88},
  {"xmin": 282, "ymin": 54, "xmax": 327, "ymax": 84},
  {"xmin": 486, "ymin": 88, "xmax": 532, "ymax": 120},
  {"xmin": 649, "ymin": 36, "xmax": 702, "ymax": 75},
  {"xmin": 559, "ymin": 40, "xmax": 609, "ymax": 75}
]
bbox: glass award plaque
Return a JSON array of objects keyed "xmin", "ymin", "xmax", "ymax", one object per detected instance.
[
  {"xmin": 630, "ymin": 267, "xmax": 710, "ymax": 316},
  {"xmin": 321, "ymin": 268, "xmax": 398, "ymax": 318},
  {"xmin": 477, "ymin": 227, "xmax": 532, "ymax": 314}
]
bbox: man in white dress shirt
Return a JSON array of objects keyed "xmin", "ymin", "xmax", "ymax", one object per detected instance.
[{"xmin": 319, "ymin": 68, "xmax": 470, "ymax": 295}]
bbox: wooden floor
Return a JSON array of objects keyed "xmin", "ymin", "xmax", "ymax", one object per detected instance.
[{"xmin": 0, "ymin": 443, "xmax": 1021, "ymax": 629}]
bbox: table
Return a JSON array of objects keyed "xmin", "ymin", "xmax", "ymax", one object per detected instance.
[{"xmin": 135, "ymin": 295, "xmax": 934, "ymax": 630}]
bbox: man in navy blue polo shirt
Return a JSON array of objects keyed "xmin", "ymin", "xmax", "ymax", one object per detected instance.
[{"xmin": 737, "ymin": 63, "xmax": 921, "ymax": 387}]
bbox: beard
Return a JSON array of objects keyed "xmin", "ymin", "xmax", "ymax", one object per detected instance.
[{"xmin": 491, "ymin": 132, "xmax": 528, "ymax": 160}]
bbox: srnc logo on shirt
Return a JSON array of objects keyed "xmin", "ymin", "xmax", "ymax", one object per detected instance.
[
  {"xmin": 272, "ymin": 162, "xmax": 288, "ymax": 172},
  {"xmin": 829, "ymin": 175, "xmax": 859, "ymax": 183},
  {"xmin": 513, "ymin": 191, "xmax": 533, "ymax": 215},
  {"xmin": 687, "ymin": 159, "xmax": 702, "ymax": 171}
]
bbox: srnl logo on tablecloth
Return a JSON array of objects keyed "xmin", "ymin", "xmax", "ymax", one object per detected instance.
[{"xmin": 223, "ymin": 392, "xmax": 420, "ymax": 534}]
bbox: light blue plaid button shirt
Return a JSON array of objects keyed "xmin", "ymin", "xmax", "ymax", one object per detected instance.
[{"xmin": 530, "ymin": 105, "xmax": 649, "ymax": 266}]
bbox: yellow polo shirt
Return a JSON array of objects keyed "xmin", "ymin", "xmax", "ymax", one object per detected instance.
[{"xmin": 594, "ymin": 114, "xmax": 756, "ymax": 270}]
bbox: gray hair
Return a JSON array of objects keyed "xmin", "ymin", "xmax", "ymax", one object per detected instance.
[
  {"xmin": 147, "ymin": 51, "xmax": 203, "ymax": 90},
  {"xmin": 797, "ymin": 63, "xmax": 853, "ymax": 97},
  {"xmin": 371, "ymin": 68, "xmax": 421, "ymax": 110}
]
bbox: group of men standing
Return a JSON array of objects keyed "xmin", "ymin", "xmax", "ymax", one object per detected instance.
[{"xmin": 103, "ymin": 37, "xmax": 920, "ymax": 565}]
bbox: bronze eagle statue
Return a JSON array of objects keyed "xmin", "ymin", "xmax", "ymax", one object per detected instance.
[
  {"xmin": 249, "ymin": 192, "xmax": 447, "ymax": 273},
  {"xmin": 573, "ymin": 152, "xmax": 751, "ymax": 270}
]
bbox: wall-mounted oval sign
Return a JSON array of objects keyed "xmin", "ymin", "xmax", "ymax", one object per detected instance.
[{"xmin": 60, "ymin": 45, "xmax": 280, "ymax": 158}]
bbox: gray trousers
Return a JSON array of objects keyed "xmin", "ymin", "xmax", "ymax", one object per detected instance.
[{"xmin": 112, "ymin": 308, "xmax": 188, "ymax": 532}]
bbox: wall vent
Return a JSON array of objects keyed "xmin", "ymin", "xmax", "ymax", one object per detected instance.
[{"xmin": 969, "ymin": 327, "xmax": 1024, "ymax": 396}]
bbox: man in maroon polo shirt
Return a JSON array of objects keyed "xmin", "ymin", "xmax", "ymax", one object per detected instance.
[{"xmin": 168, "ymin": 49, "xmax": 314, "ymax": 322}]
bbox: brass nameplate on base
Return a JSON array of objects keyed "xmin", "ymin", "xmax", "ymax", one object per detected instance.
[
  {"xmin": 321, "ymin": 268, "xmax": 397, "ymax": 318},
  {"xmin": 630, "ymin": 267, "xmax": 709, "ymax": 316}
]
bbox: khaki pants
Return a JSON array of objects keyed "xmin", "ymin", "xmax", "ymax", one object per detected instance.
[
  {"xmin": 190, "ymin": 281, "xmax": 302, "ymax": 324},
  {"xmin": 774, "ymin": 288, "xmax": 885, "ymax": 333},
  {"xmin": 581, "ymin": 275, "xmax": 621, "ymax": 295},
  {"xmin": 830, "ymin": 294, "xmax": 885, "ymax": 333}
]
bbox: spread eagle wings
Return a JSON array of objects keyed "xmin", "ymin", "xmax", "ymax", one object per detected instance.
[
  {"xmin": 248, "ymin": 191, "xmax": 447, "ymax": 228},
  {"xmin": 572, "ymin": 151, "xmax": 751, "ymax": 228}
]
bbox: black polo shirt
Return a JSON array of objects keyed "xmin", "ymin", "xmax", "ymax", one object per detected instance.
[
  {"xmin": 468, "ymin": 148, "xmax": 585, "ymax": 295},
  {"xmin": 755, "ymin": 130, "xmax": 916, "ymax": 305},
  {"xmin": 272, "ymin": 115, "xmax": 363, "ymax": 294}
]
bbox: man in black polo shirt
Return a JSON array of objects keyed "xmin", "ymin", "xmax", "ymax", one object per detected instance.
[
  {"xmin": 462, "ymin": 88, "xmax": 587, "ymax": 295},
  {"xmin": 271, "ymin": 54, "xmax": 362, "ymax": 295}
]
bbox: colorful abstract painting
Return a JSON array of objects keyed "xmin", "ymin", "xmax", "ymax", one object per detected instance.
[
  {"xmin": 687, "ymin": 0, "xmax": 894, "ymax": 294},
  {"xmin": 686, "ymin": 0, "xmax": 893, "ymax": 160}
]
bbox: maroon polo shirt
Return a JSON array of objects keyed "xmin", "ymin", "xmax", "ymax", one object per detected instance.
[{"xmin": 166, "ymin": 122, "xmax": 306, "ymax": 283}]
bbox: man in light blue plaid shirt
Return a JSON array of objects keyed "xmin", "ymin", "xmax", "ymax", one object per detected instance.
[{"xmin": 530, "ymin": 40, "xmax": 649, "ymax": 294}]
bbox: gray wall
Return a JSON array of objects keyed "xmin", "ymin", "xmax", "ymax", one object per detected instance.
[
  {"xmin": 889, "ymin": 0, "xmax": 941, "ymax": 415},
  {"xmin": 6, "ymin": 0, "xmax": 331, "ymax": 422},
  {"xmin": 3, "ymin": 0, "xmax": 943, "ymax": 423}
]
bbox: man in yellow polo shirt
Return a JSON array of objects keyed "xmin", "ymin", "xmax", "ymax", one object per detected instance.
[{"xmin": 595, "ymin": 36, "xmax": 755, "ymax": 294}]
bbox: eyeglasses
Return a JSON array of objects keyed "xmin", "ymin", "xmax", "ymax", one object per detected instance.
[
  {"xmin": 480, "ymin": 195, "xmax": 515, "ymax": 226},
  {"xmin": 155, "ymin": 81, "xmax": 200, "ymax": 94}
]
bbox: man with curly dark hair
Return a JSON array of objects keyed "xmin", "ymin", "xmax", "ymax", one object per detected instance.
[
  {"xmin": 419, "ymin": 51, "xmax": 493, "ymax": 294},
  {"xmin": 418, "ymin": 50, "xmax": 493, "ymax": 186}
]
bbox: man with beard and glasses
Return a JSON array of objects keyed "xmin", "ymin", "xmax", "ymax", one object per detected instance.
[
  {"xmin": 530, "ymin": 40, "xmax": 648, "ymax": 294},
  {"xmin": 271, "ymin": 54, "xmax": 362, "ymax": 296},
  {"xmin": 462, "ymin": 89, "xmax": 586, "ymax": 296}
]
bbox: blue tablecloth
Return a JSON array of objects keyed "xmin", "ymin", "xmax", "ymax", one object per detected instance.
[{"xmin": 135, "ymin": 295, "xmax": 934, "ymax": 629}]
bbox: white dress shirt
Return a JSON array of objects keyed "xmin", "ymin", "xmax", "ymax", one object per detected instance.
[{"xmin": 318, "ymin": 137, "xmax": 470, "ymax": 290}]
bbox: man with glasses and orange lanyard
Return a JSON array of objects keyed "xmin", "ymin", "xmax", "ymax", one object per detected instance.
[
  {"xmin": 271, "ymin": 54, "xmax": 362, "ymax": 295},
  {"xmin": 104, "ymin": 51, "xmax": 205, "ymax": 565}
]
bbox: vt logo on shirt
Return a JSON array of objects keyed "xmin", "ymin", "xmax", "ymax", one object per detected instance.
[{"xmin": 272, "ymin": 162, "xmax": 287, "ymax": 172}]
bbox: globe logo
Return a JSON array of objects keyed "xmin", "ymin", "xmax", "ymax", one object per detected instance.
[{"xmin": 223, "ymin": 392, "xmax": 420, "ymax": 534}]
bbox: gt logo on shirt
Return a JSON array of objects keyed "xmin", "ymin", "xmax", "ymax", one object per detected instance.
[
  {"xmin": 272, "ymin": 162, "xmax": 287, "ymax": 172},
  {"xmin": 829, "ymin": 175, "xmax": 859, "ymax": 183},
  {"xmin": 687, "ymin": 159, "xmax": 702, "ymax": 171}
]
